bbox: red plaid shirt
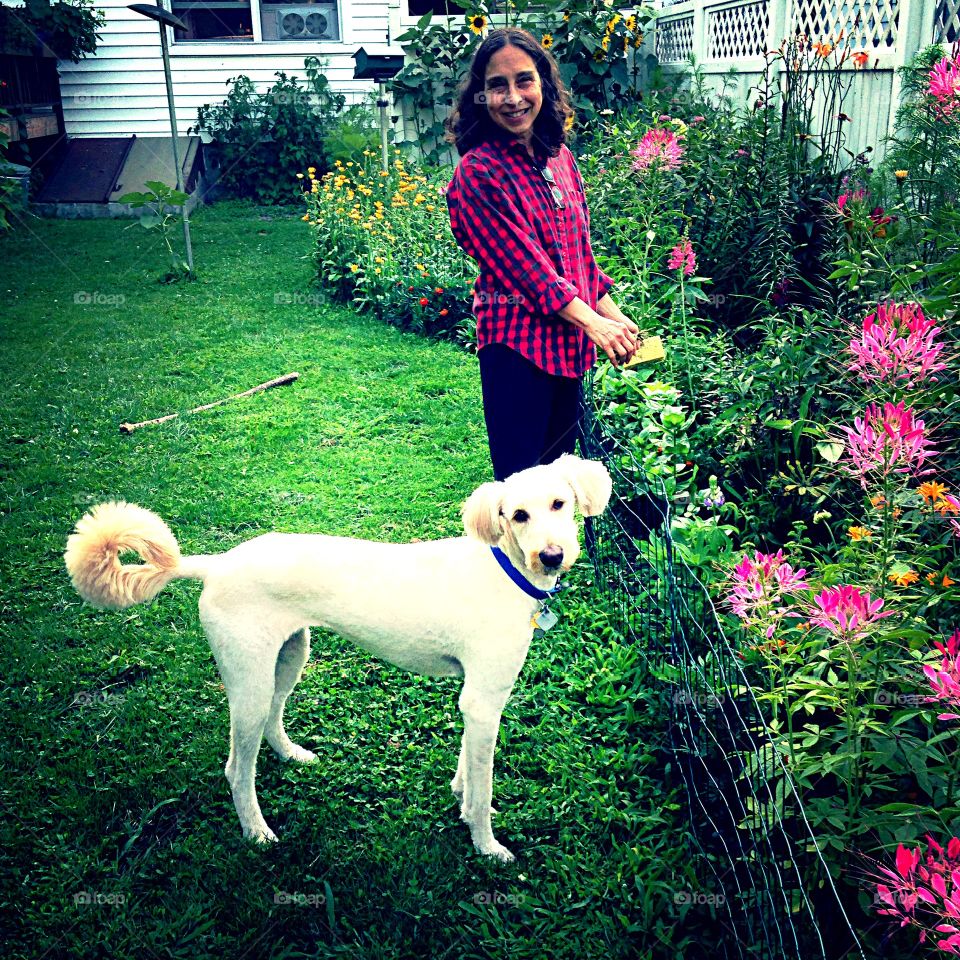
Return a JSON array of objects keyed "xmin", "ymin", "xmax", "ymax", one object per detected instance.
[{"xmin": 445, "ymin": 135, "xmax": 614, "ymax": 378}]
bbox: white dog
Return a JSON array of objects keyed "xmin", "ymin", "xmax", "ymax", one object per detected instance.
[{"xmin": 64, "ymin": 454, "xmax": 611, "ymax": 862}]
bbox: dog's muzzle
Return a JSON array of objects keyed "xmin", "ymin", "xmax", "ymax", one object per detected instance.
[{"xmin": 538, "ymin": 546, "xmax": 564, "ymax": 571}]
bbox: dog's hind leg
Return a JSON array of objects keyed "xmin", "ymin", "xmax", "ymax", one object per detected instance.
[
  {"xmin": 457, "ymin": 681, "xmax": 514, "ymax": 863},
  {"xmin": 203, "ymin": 612, "xmax": 282, "ymax": 843},
  {"xmin": 265, "ymin": 628, "xmax": 316, "ymax": 764}
]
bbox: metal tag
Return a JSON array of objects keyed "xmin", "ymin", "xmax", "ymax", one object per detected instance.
[{"xmin": 531, "ymin": 604, "xmax": 559, "ymax": 634}]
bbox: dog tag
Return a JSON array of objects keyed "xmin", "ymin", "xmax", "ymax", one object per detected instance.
[{"xmin": 531, "ymin": 604, "xmax": 558, "ymax": 634}]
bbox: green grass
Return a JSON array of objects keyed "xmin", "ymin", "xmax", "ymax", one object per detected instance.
[{"xmin": 0, "ymin": 202, "xmax": 683, "ymax": 959}]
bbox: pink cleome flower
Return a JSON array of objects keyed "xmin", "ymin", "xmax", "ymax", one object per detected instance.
[
  {"xmin": 924, "ymin": 630, "xmax": 960, "ymax": 720},
  {"xmin": 874, "ymin": 835, "xmax": 960, "ymax": 952},
  {"xmin": 726, "ymin": 550, "xmax": 808, "ymax": 639},
  {"xmin": 847, "ymin": 301, "xmax": 948, "ymax": 386},
  {"xmin": 668, "ymin": 238, "xmax": 697, "ymax": 276},
  {"xmin": 841, "ymin": 401, "xmax": 937, "ymax": 488},
  {"xmin": 928, "ymin": 54, "xmax": 960, "ymax": 116},
  {"xmin": 630, "ymin": 128, "xmax": 684, "ymax": 173},
  {"xmin": 807, "ymin": 585, "xmax": 894, "ymax": 641}
]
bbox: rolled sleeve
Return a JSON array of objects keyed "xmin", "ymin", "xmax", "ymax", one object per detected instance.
[{"xmin": 447, "ymin": 158, "xmax": 579, "ymax": 316}]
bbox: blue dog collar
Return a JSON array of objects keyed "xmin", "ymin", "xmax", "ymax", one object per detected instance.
[{"xmin": 490, "ymin": 546, "xmax": 562, "ymax": 601}]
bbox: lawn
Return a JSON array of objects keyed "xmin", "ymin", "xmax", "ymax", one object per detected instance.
[{"xmin": 0, "ymin": 202, "xmax": 676, "ymax": 959}]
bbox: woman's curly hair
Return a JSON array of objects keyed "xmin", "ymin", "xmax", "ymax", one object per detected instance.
[{"xmin": 444, "ymin": 27, "xmax": 575, "ymax": 158}]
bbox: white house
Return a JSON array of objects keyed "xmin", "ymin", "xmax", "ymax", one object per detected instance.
[{"xmin": 56, "ymin": 0, "xmax": 429, "ymax": 137}]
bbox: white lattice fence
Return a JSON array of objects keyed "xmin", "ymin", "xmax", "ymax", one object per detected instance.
[
  {"xmin": 708, "ymin": 1, "xmax": 770, "ymax": 58},
  {"xmin": 791, "ymin": 0, "xmax": 900, "ymax": 49},
  {"xmin": 656, "ymin": 14, "xmax": 695, "ymax": 61},
  {"xmin": 935, "ymin": 0, "xmax": 960, "ymax": 40}
]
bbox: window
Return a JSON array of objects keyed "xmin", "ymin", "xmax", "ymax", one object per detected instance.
[
  {"xmin": 170, "ymin": 0, "xmax": 341, "ymax": 43},
  {"xmin": 408, "ymin": 0, "xmax": 467, "ymax": 15},
  {"xmin": 171, "ymin": 1, "xmax": 254, "ymax": 41},
  {"xmin": 260, "ymin": 1, "xmax": 341, "ymax": 42}
]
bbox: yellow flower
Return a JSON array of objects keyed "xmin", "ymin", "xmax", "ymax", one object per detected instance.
[
  {"xmin": 307, "ymin": 166, "xmax": 316, "ymax": 174},
  {"xmin": 600, "ymin": 34, "xmax": 610, "ymax": 50},
  {"xmin": 563, "ymin": 11, "xmax": 570, "ymax": 21},
  {"xmin": 564, "ymin": 114, "xmax": 575, "ymax": 132},
  {"xmin": 541, "ymin": 33, "xmax": 553, "ymax": 49},
  {"xmin": 888, "ymin": 570, "xmax": 919, "ymax": 587},
  {"xmin": 625, "ymin": 14, "xmax": 636, "ymax": 30},
  {"xmin": 296, "ymin": 173, "xmax": 305, "ymax": 179},
  {"xmin": 606, "ymin": 13, "xmax": 621, "ymax": 33},
  {"xmin": 349, "ymin": 264, "xmax": 359, "ymax": 273},
  {"xmin": 919, "ymin": 481, "xmax": 947, "ymax": 502},
  {"xmin": 301, "ymin": 214, "xmax": 310, "ymax": 221},
  {"xmin": 467, "ymin": 13, "xmax": 486, "ymax": 34},
  {"xmin": 895, "ymin": 169, "xmax": 908, "ymax": 181},
  {"xmin": 425, "ymin": 204, "xmax": 435, "ymax": 212},
  {"xmin": 374, "ymin": 256, "xmax": 384, "ymax": 264},
  {"xmin": 593, "ymin": 47, "xmax": 606, "ymax": 61},
  {"xmin": 848, "ymin": 526, "xmax": 872, "ymax": 541},
  {"xmin": 632, "ymin": 33, "xmax": 644, "ymax": 48}
]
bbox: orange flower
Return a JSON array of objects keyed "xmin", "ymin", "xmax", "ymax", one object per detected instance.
[
  {"xmin": 945, "ymin": 575, "xmax": 957, "ymax": 588},
  {"xmin": 936, "ymin": 497, "xmax": 959, "ymax": 516},
  {"xmin": 919, "ymin": 481, "xmax": 949, "ymax": 502},
  {"xmin": 848, "ymin": 526, "xmax": 873, "ymax": 541},
  {"xmin": 852, "ymin": 51, "xmax": 869, "ymax": 68},
  {"xmin": 888, "ymin": 570, "xmax": 919, "ymax": 587},
  {"xmin": 435, "ymin": 287, "xmax": 444, "ymax": 295},
  {"xmin": 871, "ymin": 494, "xmax": 887, "ymax": 510},
  {"xmin": 439, "ymin": 308, "xmax": 449, "ymax": 316}
]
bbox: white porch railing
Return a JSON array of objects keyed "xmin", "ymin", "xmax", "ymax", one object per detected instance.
[{"xmin": 653, "ymin": 0, "xmax": 960, "ymax": 161}]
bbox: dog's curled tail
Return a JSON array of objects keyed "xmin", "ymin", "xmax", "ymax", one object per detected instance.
[{"xmin": 65, "ymin": 502, "xmax": 208, "ymax": 610}]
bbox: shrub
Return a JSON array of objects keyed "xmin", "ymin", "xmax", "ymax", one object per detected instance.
[{"xmin": 193, "ymin": 57, "xmax": 346, "ymax": 205}]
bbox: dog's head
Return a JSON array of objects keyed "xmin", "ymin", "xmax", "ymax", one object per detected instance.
[{"xmin": 462, "ymin": 455, "xmax": 612, "ymax": 580}]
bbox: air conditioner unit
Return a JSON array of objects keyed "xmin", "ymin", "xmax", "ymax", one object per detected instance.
[{"xmin": 276, "ymin": 5, "xmax": 339, "ymax": 41}]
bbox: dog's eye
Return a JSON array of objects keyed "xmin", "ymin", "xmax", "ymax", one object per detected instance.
[
  {"xmin": 512, "ymin": 509, "xmax": 529, "ymax": 523},
  {"xmin": 551, "ymin": 499, "xmax": 565, "ymax": 511}
]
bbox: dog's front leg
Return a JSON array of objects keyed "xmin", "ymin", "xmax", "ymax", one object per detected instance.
[{"xmin": 457, "ymin": 682, "xmax": 514, "ymax": 863}]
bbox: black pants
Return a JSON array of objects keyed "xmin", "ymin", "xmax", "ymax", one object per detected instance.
[{"xmin": 478, "ymin": 343, "xmax": 583, "ymax": 481}]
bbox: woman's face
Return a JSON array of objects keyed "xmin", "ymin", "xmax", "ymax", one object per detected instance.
[{"xmin": 483, "ymin": 44, "xmax": 543, "ymax": 147}]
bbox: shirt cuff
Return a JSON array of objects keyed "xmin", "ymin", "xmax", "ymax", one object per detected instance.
[
  {"xmin": 537, "ymin": 277, "xmax": 579, "ymax": 316},
  {"xmin": 598, "ymin": 270, "xmax": 615, "ymax": 300}
]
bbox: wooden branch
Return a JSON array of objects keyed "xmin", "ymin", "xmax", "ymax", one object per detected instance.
[{"xmin": 119, "ymin": 372, "xmax": 300, "ymax": 434}]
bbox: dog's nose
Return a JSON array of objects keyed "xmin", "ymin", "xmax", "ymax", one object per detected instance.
[{"xmin": 539, "ymin": 546, "xmax": 564, "ymax": 570}]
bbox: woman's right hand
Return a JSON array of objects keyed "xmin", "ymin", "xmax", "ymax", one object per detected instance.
[{"xmin": 583, "ymin": 312, "xmax": 640, "ymax": 367}]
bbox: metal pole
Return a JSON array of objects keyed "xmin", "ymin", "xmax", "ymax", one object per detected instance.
[
  {"xmin": 378, "ymin": 80, "xmax": 389, "ymax": 173},
  {"xmin": 157, "ymin": 18, "xmax": 194, "ymax": 272}
]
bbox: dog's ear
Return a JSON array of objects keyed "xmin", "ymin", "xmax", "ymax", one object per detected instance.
[
  {"xmin": 462, "ymin": 481, "xmax": 505, "ymax": 545},
  {"xmin": 555, "ymin": 455, "xmax": 613, "ymax": 517}
]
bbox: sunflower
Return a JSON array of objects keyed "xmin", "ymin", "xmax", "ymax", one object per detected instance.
[
  {"xmin": 541, "ymin": 33, "xmax": 553, "ymax": 49},
  {"xmin": 467, "ymin": 13, "xmax": 486, "ymax": 34}
]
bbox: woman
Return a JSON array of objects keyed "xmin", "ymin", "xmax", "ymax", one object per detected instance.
[{"xmin": 444, "ymin": 26, "xmax": 639, "ymax": 482}]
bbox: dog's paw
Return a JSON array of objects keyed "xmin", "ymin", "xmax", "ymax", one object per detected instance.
[
  {"xmin": 477, "ymin": 840, "xmax": 515, "ymax": 863},
  {"xmin": 284, "ymin": 745, "xmax": 317, "ymax": 764},
  {"xmin": 244, "ymin": 825, "xmax": 278, "ymax": 845}
]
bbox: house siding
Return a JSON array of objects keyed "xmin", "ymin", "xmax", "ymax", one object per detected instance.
[{"xmin": 57, "ymin": 0, "xmax": 397, "ymax": 136}]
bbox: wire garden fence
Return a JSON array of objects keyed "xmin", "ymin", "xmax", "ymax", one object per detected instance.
[{"xmin": 581, "ymin": 372, "xmax": 867, "ymax": 960}]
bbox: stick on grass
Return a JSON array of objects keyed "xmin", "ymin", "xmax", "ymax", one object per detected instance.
[{"xmin": 119, "ymin": 372, "xmax": 300, "ymax": 434}]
